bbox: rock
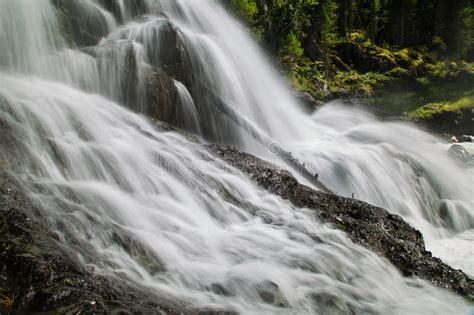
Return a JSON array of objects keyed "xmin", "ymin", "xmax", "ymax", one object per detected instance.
[
  {"xmin": 210, "ymin": 145, "xmax": 474, "ymax": 301},
  {"xmin": 0, "ymin": 172, "xmax": 185, "ymax": 314},
  {"xmin": 255, "ymin": 281, "xmax": 289, "ymax": 307},
  {"xmin": 448, "ymin": 144, "xmax": 474, "ymax": 167},
  {"xmin": 88, "ymin": 40, "xmax": 142, "ymax": 110},
  {"xmin": 149, "ymin": 69, "xmax": 181, "ymax": 124},
  {"xmin": 156, "ymin": 22, "xmax": 192, "ymax": 86},
  {"xmin": 294, "ymin": 91, "xmax": 324, "ymax": 113},
  {"xmin": 52, "ymin": 0, "xmax": 112, "ymax": 47},
  {"xmin": 460, "ymin": 135, "xmax": 473, "ymax": 142},
  {"xmin": 96, "ymin": 0, "xmax": 147, "ymax": 23}
]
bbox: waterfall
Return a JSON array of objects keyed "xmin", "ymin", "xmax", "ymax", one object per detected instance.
[{"xmin": 0, "ymin": 0, "xmax": 471, "ymax": 313}]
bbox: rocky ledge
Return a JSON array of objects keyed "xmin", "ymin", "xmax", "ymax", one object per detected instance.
[{"xmin": 210, "ymin": 145, "xmax": 474, "ymax": 301}]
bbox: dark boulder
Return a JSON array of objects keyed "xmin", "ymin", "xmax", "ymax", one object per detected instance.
[
  {"xmin": 210, "ymin": 145, "xmax": 474, "ymax": 300},
  {"xmin": 156, "ymin": 22, "xmax": 193, "ymax": 86},
  {"xmin": 96, "ymin": 0, "xmax": 148, "ymax": 23},
  {"xmin": 149, "ymin": 69, "xmax": 182, "ymax": 126},
  {"xmin": 52, "ymin": 0, "xmax": 112, "ymax": 47}
]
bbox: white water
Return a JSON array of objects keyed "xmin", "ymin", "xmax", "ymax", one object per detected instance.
[{"xmin": 0, "ymin": 0, "xmax": 472, "ymax": 314}]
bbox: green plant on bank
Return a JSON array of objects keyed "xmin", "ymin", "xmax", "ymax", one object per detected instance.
[
  {"xmin": 409, "ymin": 95, "xmax": 474, "ymax": 120},
  {"xmin": 332, "ymin": 71, "xmax": 390, "ymax": 96},
  {"xmin": 227, "ymin": 0, "xmax": 474, "ymax": 117},
  {"xmin": 426, "ymin": 60, "xmax": 474, "ymax": 78}
]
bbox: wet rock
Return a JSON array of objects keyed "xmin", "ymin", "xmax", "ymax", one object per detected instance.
[
  {"xmin": 89, "ymin": 40, "xmax": 143, "ymax": 110},
  {"xmin": 52, "ymin": 0, "xmax": 112, "ymax": 47},
  {"xmin": 310, "ymin": 292, "xmax": 357, "ymax": 314},
  {"xmin": 460, "ymin": 135, "xmax": 473, "ymax": 142},
  {"xmin": 0, "ymin": 172, "xmax": 185, "ymax": 314},
  {"xmin": 210, "ymin": 283, "xmax": 232, "ymax": 297},
  {"xmin": 149, "ymin": 69, "xmax": 181, "ymax": 125},
  {"xmin": 295, "ymin": 91, "xmax": 324, "ymax": 113},
  {"xmin": 210, "ymin": 145, "xmax": 474, "ymax": 301},
  {"xmin": 255, "ymin": 281, "xmax": 289, "ymax": 307},
  {"xmin": 156, "ymin": 22, "xmax": 192, "ymax": 86},
  {"xmin": 97, "ymin": 0, "xmax": 148, "ymax": 23},
  {"xmin": 448, "ymin": 144, "xmax": 474, "ymax": 167}
]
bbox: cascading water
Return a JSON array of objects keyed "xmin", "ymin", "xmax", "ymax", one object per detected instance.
[{"xmin": 0, "ymin": 0, "xmax": 472, "ymax": 314}]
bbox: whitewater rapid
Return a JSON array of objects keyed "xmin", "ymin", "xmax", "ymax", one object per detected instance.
[{"xmin": 0, "ymin": 0, "xmax": 472, "ymax": 313}]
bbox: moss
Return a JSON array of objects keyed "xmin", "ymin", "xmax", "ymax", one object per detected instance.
[
  {"xmin": 409, "ymin": 95, "xmax": 474, "ymax": 119},
  {"xmin": 426, "ymin": 61, "xmax": 474, "ymax": 78},
  {"xmin": 416, "ymin": 77, "xmax": 430, "ymax": 86}
]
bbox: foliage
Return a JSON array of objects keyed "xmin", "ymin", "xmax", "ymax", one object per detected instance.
[
  {"xmin": 426, "ymin": 61, "xmax": 474, "ymax": 79},
  {"xmin": 228, "ymin": 0, "xmax": 474, "ymax": 113},
  {"xmin": 283, "ymin": 32, "xmax": 304, "ymax": 57}
]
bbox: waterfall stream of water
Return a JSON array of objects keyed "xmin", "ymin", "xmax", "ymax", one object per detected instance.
[{"xmin": 0, "ymin": 0, "xmax": 472, "ymax": 313}]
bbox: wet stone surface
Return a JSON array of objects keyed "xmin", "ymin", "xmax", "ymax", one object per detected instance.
[{"xmin": 210, "ymin": 144, "xmax": 474, "ymax": 301}]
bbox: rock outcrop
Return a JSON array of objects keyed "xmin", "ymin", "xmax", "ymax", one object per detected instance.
[
  {"xmin": 210, "ymin": 145, "xmax": 474, "ymax": 300},
  {"xmin": 0, "ymin": 172, "xmax": 185, "ymax": 314},
  {"xmin": 52, "ymin": 0, "xmax": 112, "ymax": 47}
]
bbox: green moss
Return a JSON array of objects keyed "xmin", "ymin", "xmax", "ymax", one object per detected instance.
[
  {"xmin": 409, "ymin": 95, "xmax": 474, "ymax": 119},
  {"xmin": 416, "ymin": 77, "xmax": 430, "ymax": 85},
  {"xmin": 426, "ymin": 61, "xmax": 474, "ymax": 78}
]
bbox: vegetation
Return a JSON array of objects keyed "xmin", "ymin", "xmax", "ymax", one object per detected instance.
[{"xmin": 227, "ymin": 0, "xmax": 474, "ymax": 118}]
